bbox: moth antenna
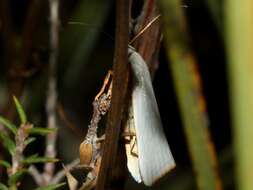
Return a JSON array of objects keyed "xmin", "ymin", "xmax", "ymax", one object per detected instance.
[{"xmin": 129, "ymin": 14, "xmax": 161, "ymax": 45}]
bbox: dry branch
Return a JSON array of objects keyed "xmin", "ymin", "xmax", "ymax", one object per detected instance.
[{"xmin": 95, "ymin": 0, "xmax": 130, "ymax": 189}]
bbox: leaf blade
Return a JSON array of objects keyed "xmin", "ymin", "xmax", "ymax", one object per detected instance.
[
  {"xmin": 0, "ymin": 182, "xmax": 8, "ymax": 190},
  {"xmin": 24, "ymin": 137, "xmax": 36, "ymax": 146},
  {"xmin": 13, "ymin": 96, "xmax": 27, "ymax": 124},
  {"xmin": 0, "ymin": 116, "xmax": 17, "ymax": 134},
  {"xmin": 0, "ymin": 133, "xmax": 16, "ymax": 156},
  {"xmin": 34, "ymin": 183, "xmax": 65, "ymax": 190},
  {"xmin": 28, "ymin": 127, "xmax": 56, "ymax": 135},
  {"xmin": 0, "ymin": 160, "xmax": 11, "ymax": 168},
  {"xmin": 22, "ymin": 155, "xmax": 59, "ymax": 165}
]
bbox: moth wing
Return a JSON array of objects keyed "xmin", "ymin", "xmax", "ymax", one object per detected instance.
[
  {"xmin": 125, "ymin": 139, "xmax": 142, "ymax": 183},
  {"xmin": 129, "ymin": 49, "xmax": 175, "ymax": 186},
  {"xmin": 124, "ymin": 109, "xmax": 142, "ymax": 183}
]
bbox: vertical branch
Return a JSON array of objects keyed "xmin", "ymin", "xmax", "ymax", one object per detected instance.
[
  {"xmin": 226, "ymin": 0, "xmax": 253, "ymax": 190},
  {"xmin": 95, "ymin": 0, "xmax": 130, "ymax": 189},
  {"xmin": 159, "ymin": 1, "xmax": 223, "ymax": 190},
  {"xmin": 43, "ymin": 0, "xmax": 59, "ymax": 184}
]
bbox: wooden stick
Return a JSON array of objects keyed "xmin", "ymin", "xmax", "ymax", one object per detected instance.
[{"xmin": 95, "ymin": 0, "xmax": 130, "ymax": 189}]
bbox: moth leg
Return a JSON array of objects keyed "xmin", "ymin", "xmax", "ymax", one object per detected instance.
[
  {"xmin": 122, "ymin": 131, "xmax": 138, "ymax": 157},
  {"xmin": 130, "ymin": 136, "xmax": 138, "ymax": 157},
  {"xmin": 94, "ymin": 70, "xmax": 113, "ymax": 101}
]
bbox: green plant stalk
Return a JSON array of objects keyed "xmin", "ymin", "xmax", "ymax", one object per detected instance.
[
  {"xmin": 159, "ymin": 1, "xmax": 222, "ymax": 190},
  {"xmin": 206, "ymin": 0, "xmax": 223, "ymax": 35},
  {"xmin": 225, "ymin": 1, "xmax": 253, "ymax": 190}
]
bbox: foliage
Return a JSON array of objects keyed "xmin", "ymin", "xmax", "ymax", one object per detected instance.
[{"xmin": 0, "ymin": 97, "xmax": 60, "ymax": 190}]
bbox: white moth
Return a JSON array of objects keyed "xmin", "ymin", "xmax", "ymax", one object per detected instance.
[{"xmin": 124, "ymin": 47, "xmax": 175, "ymax": 186}]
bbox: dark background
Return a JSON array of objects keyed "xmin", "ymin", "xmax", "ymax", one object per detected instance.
[{"xmin": 0, "ymin": 0, "xmax": 232, "ymax": 189}]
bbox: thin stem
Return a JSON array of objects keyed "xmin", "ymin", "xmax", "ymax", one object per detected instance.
[
  {"xmin": 51, "ymin": 159, "xmax": 80, "ymax": 184},
  {"xmin": 28, "ymin": 165, "xmax": 43, "ymax": 185},
  {"xmin": 43, "ymin": 0, "xmax": 59, "ymax": 184},
  {"xmin": 11, "ymin": 124, "xmax": 32, "ymax": 175}
]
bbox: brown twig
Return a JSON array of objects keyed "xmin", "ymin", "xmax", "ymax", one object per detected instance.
[
  {"xmin": 43, "ymin": 0, "xmax": 60, "ymax": 184},
  {"xmin": 28, "ymin": 165, "xmax": 43, "ymax": 185},
  {"xmin": 95, "ymin": 0, "xmax": 130, "ymax": 189},
  {"xmin": 51, "ymin": 159, "xmax": 80, "ymax": 184}
]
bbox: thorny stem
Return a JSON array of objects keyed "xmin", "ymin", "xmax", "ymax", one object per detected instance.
[
  {"xmin": 43, "ymin": 0, "xmax": 59, "ymax": 184},
  {"xmin": 11, "ymin": 124, "xmax": 32, "ymax": 175}
]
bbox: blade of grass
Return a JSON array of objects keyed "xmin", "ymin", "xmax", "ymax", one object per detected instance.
[
  {"xmin": 159, "ymin": 1, "xmax": 222, "ymax": 190},
  {"xmin": 225, "ymin": 0, "xmax": 253, "ymax": 190}
]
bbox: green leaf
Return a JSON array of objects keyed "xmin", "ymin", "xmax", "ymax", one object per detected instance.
[
  {"xmin": 34, "ymin": 183, "xmax": 65, "ymax": 190},
  {"xmin": 22, "ymin": 155, "xmax": 59, "ymax": 164},
  {"xmin": 8, "ymin": 170, "xmax": 26, "ymax": 186},
  {"xmin": 28, "ymin": 127, "xmax": 56, "ymax": 135},
  {"xmin": 0, "ymin": 133, "xmax": 16, "ymax": 156},
  {"xmin": 22, "ymin": 154, "xmax": 38, "ymax": 163},
  {"xmin": 0, "ymin": 183, "xmax": 8, "ymax": 190},
  {"xmin": 0, "ymin": 117, "xmax": 17, "ymax": 134},
  {"xmin": 13, "ymin": 96, "xmax": 27, "ymax": 124},
  {"xmin": 24, "ymin": 137, "xmax": 36, "ymax": 146},
  {"xmin": 0, "ymin": 160, "xmax": 11, "ymax": 168}
]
